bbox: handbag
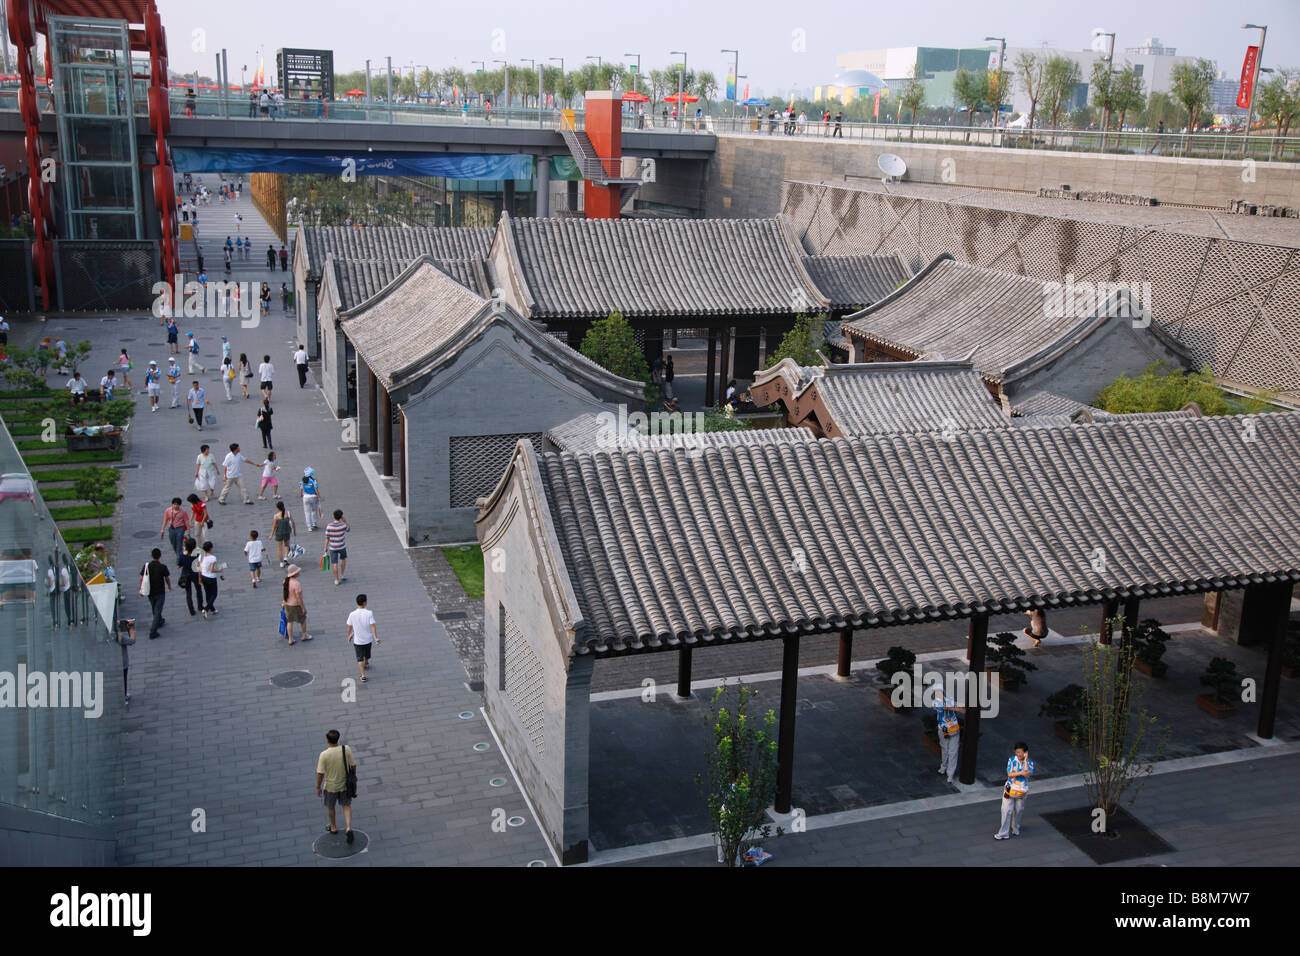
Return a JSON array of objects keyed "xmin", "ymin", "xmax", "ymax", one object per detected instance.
[
  {"xmin": 138, "ymin": 566, "xmax": 149, "ymax": 598},
  {"xmin": 278, "ymin": 607, "xmax": 288, "ymax": 637},
  {"xmin": 342, "ymin": 743, "xmax": 358, "ymax": 799},
  {"xmin": 1005, "ymin": 777, "xmax": 1028, "ymax": 798}
]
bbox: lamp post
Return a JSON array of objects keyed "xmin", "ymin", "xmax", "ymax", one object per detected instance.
[
  {"xmin": 625, "ymin": 53, "xmax": 640, "ymax": 93},
  {"xmin": 1098, "ymin": 31, "xmax": 1116, "ymax": 150},
  {"xmin": 493, "ymin": 59, "xmax": 510, "ymax": 124},
  {"xmin": 722, "ymin": 48, "xmax": 739, "ymax": 121},
  {"xmin": 520, "ymin": 58, "xmax": 539, "ymax": 128},
  {"xmin": 1241, "ymin": 23, "xmax": 1268, "ymax": 156},
  {"xmin": 984, "ymin": 36, "xmax": 1006, "ymax": 128},
  {"xmin": 671, "ymin": 50, "xmax": 687, "ymax": 131}
]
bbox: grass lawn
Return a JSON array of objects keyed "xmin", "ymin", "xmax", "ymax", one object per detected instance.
[
  {"xmin": 442, "ymin": 545, "xmax": 485, "ymax": 599},
  {"xmin": 59, "ymin": 526, "xmax": 113, "ymax": 543},
  {"xmin": 20, "ymin": 450, "xmax": 123, "ymax": 465},
  {"xmin": 32, "ymin": 467, "xmax": 122, "ymax": 483},
  {"xmin": 50, "ymin": 504, "xmax": 115, "ymax": 521}
]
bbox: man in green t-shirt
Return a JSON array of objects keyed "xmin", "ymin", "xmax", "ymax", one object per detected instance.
[{"xmin": 315, "ymin": 729, "xmax": 357, "ymax": 842}]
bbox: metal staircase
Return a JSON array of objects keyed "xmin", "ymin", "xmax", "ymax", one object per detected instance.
[{"xmin": 554, "ymin": 111, "xmax": 643, "ymax": 189}]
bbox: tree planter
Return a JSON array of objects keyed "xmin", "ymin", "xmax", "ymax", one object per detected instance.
[
  {"xmin": 922, "ymin": 729, "xmax": 941, "ymax": 757},
  {"xmin": 1053, "ymin": 720, "xmax": 1080, "ymax": 745},
  {"xmin": 878, "ymin": 686, "xmax": 912, "ymax": 713},
  {"xmin": 66, "ymin": 431, "xmax": 122, "ymax": 453},
  {"xmin": 985, "ymin": 669, "xmax": 1020, "ymax": 693},
  {"xmin": 1197, "ymin": 693, "xmax": 1236, "ymax": 718},
  {"xmin": 1134, "ymin": 660, "xmax": 1167, "ymax": 678}
]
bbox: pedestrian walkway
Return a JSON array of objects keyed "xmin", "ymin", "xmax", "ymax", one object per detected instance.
[{"xmin": 94, "ymin": 194, "xmax": 552, "ymax": 866}]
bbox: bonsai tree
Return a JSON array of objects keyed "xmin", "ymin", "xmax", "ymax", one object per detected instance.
[
  {"xmin": 986, "ymin": 632, "xmax": 1038, "ymax": 687},
  {"xmin": 1039, "ymin": 683, "xmax": 1086, "ymax": 739},
  {"xmin": 1132, "ymin": 619, "xmax": 1171, "ymax": 677},
  {"xmin": 874, "ymin": 646, "xmax": 917, "ymax": 683},
  {"xmin": 697, "ymin": 683, "xmax": 782, "ymax": 867},
  {"xmin": 1077, "ymin": 640, "xmax": 1168, "ymax": 829},
  {"xmin": 1199, "ymin": 657, "xmax": 1241, "ymax": 705},
  {"xmin": 73, "ymin": 468, "xmax": 122, "ymax": 537}
]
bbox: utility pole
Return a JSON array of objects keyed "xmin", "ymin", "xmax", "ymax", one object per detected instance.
[
  {"xmin": 386, "ymin": 56, "xmax": 393, "ymax": 123},
  {"xmin": 1099, "ymin": 32, "xmax": 1116, "ymax": 151},
  {"xmin": 671, "ymin": 50, "xmax": 687, "ymax": 131},
  {"xmin": 984, "ymin": 36, "xmax": 1006, "ymax": 127},
  {"xmin": 1241, "ymin": 23, "xmax": 1267, "ymax": 156}
]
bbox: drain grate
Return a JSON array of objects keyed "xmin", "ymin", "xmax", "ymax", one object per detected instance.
[
  {"xmin": 269, "ymin": 670, "xmax": 314, "ymax": 688},
  {"xmin": 114, "ymin": 464, "xmax": 141, "ymax": 470}
]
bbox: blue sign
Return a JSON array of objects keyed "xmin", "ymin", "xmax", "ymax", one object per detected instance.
[{"xmin": 172, "ymin": 148, "xmax": 534, "ymax": 181}]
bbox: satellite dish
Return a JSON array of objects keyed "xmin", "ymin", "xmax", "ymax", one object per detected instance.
[{"xmin": 878, "ymin": 153, "xmax": 907, "ymax": 184}]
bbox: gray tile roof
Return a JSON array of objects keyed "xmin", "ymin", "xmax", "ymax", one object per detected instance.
[
  {"xmin": 297, "ymin": 226, "xmax": 493, "ymax": 281},
  {"xmin": 341, "ymin": 257, "xmax": 644, "ymax": 401},
  {"xmin": 520, "ymin": 412, "xmax": 1300, "ymax": 656},
  {"xmin": 841, "ymin": 255, "xmax": 1189, "ymax": 385},
  {"xmin": 330, "ymin": 257, "xmax": 490, "ymax": 311},
  {"xmin": 801, "ymin": 253, "xmax": 913, "ymax": 311},
  {"xmin": 1011, "ymin": 391, "xmax": 1205, "ymax": 427},
  {"xmin": 546, "ymin": 412, "xmax": 816, "ymax": 453},
  {"xmin": 495, "ymin": 214, "xmax": 828, "ymax": 319},
  {"xmin": 751, "ymin": 358, "xmax": 1010, "ymax": 437}
]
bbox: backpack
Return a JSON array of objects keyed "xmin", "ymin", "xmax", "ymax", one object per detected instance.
[{"xmin": 190, "ymin": 340, "xmax": 199, "ymax": 354}]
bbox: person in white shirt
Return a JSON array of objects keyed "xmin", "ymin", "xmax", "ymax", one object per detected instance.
[
  {"xmin": 257, "ymin": 354, "xmax": 275, "ymax": 401},
  {"xmin": 346, "ymin": 593, "xmax": 381, "ymax": 682},
  {"xmin": 197, "ymin": 541, "xmax": 221, "ymax": 618},
  {"xmin": 293, "ymin": 345, "xmax": 309, "ymax": 388},
  {"xmin": 66, "ymin": 372, "xmax": 87, "ymax": 405},
  {"xmin": 218, "ymin": 442, "xmax": 259, "ymax": 505},
  {"xmin": 100, "ymin": 370, "xmax": 117, "ymax": 399},
  {"xmin": 46, "ymin": 559, "xmax": 59, "ymax": 627},
  {"xmin": 59, "ymin": 559, "xmax": 73, "ymax": 625},
  {"xmin": 220, "ymin": 356, "xmax": 236, "ymax": 401},
  {"xmin": 243, "ymin": 529, "xmax": 265, "ymax": 587}
]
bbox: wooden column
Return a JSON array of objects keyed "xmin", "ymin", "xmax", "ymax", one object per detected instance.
[
  {"xmin": 1099, "ymin": 597, "xmax": 1119, "ymax": 645},
  {"xmin": 704, "ymin": 328, "xmax": 718, "ymax": 407},
  {"xmin": 676, "ymin": 645, "xmax": 692, "ymax": 699},
  {"xmin": 381, "ymin": 387, "xmax": 394, "ymax": 477},
  {"xmin": 774, "ymin": 634, "xmax": 800, "ymax": 814},
  {"xmin": 367, "ymin": 367, "xmax": 378, "ymax": 455},
  {"xmin": 1256, "ymin": 581, "xmax": 1293, "ymax": 739},
  {"xmin": 398, "ymin": 409, "xmax": 406, "ymax": 508},
  {"xmin": 1120, "ymin": 596, "xmax": 1140, "ymax": 653},
  {"xmin": 959, "ymin": 613, "xmax": 989, "ymax": 785},
  {"xmin": 719, "ymin": 326, "xmax": 732, "ymax": 396},
  {"xmin": 834, "ymin": 628, "xmax": 853, "ymax": 680}
]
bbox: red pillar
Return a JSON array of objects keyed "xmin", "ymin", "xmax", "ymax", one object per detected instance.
[
  {"xmin": 8, "ymin": 0, "xmax": 54, "ymax": 309},
  {"xmin": 582, "ymin": 91, "xmax": 622, "ymax": 220}
]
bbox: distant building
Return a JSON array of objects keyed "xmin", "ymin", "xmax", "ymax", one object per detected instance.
[{"xmin": 1209, "ymin": 76, "xmax": 1243, "ymax": 115}]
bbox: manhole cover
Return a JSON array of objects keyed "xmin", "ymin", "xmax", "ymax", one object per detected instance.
[
  {"xmin": 132, "ymin": 530, "xmax": 155, "ymax": 539},
  {"xmin": 472, "ymin": 742, "xmax": 490, "ymax": 752},
  {"xmin": 269, "ymin": 670, "xmax": 314, "ymax": 688},
  {"xmin": 114, "ymin": 464, "xmax": 140, "ymax": 470},
  {"xmin": 100, "ymin": 318, "xmax": 120, "ymax": 323},
  {"xmin": 489, "ymin": 777, "xmax": 506, "ymax": 788},
  {"xmin": 507, "ymin": 816, "xmax": 525, "ymax": 827},
  {"xmin": 457, "ymin": 711, "xmax": 474, "ymax": 719},
  {"xmin": 138, "ymin": 500, "xmax": 161, "ymax": 509},
  {"xmin": 527, "ymin": 860, "xmax": 547, "ymax": 867},
  {"xmin": 312, "ymin": 829, "xmax": 369, "ymax": 858}
]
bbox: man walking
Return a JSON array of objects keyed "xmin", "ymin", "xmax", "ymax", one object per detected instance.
[
  {"xmin": 994, "ymin": 742, "xmax": 1034, "ymax": 840},
  {"xmin": 167, "ymin": 358, "xmax": 182, "ymax": 408},
  {"xmin": 315, "ymin": 729, "xmax": 356, "ymax": 842},
  {"xmin": 293, "ymin": 344, "xmax": 309, "ymax": 388},
  {"xmin": 144, "ymin": 359, "xmax": 162, "ymax": 412},
  {"xmin": 833, "ymin": 110, "xmax": 843, "ymax": 137},
  {"xmin": 266, "ymin": 244, "xmax": 276, "ymax": 270},
  {"xmin": 325, "ymin": 509, "xmax": 350, "ymax": 585},
  {"xmin": 141, "ymin": 547, "xmax": 171, "ymax": 640},
  {"xmin": 159, "ymin": 497, "xmax": 191, "ymax": 562},
  {"xmin": 186, "ymin": 332, "xmax": 206, "ymax": 374},
  {"xmin": 346, "ymin": 593, "xmax": 380, "ymax": 682},
  {"xmin": 218, "ymin": 442, "xmax": 256, "ymax": 505},
  {"xmin": 279, "ymin": 245, "xmax": 289, "ymax": 272},
  {"xmin": 258, "ymin": 354, "xmax": 275, "ymax": 400},
  {"xmin": 187, "ymin": 380, "xmax": 207, "ymax": 430}
]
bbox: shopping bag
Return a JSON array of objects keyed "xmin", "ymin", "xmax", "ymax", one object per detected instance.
[
  {"xmin": 320, "ymin": 553, "xmax": 330, "ymax": 572},
  {"xmin": 278, "ymin": 607, "xmax": 288, "ymax": 637}
]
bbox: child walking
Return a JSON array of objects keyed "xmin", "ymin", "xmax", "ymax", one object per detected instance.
[
  {"xmin": 259, "ymin": 451, "xmax": 281, "ymax": 500},
  {"xmin": 243, "ymin": 529, "xmax": 265, "ymax": 588}
]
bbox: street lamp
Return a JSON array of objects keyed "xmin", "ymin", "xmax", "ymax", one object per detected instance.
[
  {"xmin": 1097, "ymin": 31, "xmax": 1116, "ymax": 150},
  {"xmin": 549, "ymin": 57, "xmax": 565, "ymax": 109},
  {"xmin": 520, "ymin": 58, "xmax": 540, "ymax": 128},
  {"xmin": 671, "ymin": 50, "xmax": 687, "ymax": 131},
  {"xmin": 625, "ymin": 53, "xmax": 640, "ymax": 93},
  {"xmin": 493, "ymin": 59, "xmax": 510, "ymax": 124},
  {"xmin": 1241, "ymin": 23, "xmax": 1268, "ymax": 156},
  {"xmin": 984, "ymin": 36, "xmax": 1006, "ymax": 128},
  {"xmin": 722, "ymin": 48, "xmax": 739, "ymax": 119},
  {"xmin": 586, "ymin": 55, "xmax": 602, "ymax": 68}
]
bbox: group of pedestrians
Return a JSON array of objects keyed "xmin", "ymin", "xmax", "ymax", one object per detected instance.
[{"xmin": 933, "ymin": 689, "xmax": 1036, "ymax": 840}]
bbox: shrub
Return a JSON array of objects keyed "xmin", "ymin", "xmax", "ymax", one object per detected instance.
[
  {"xmin": 987, "ymin": 632, "xmax": 1039, "ymax": 685},
  {"xmin": 875, "ymin": 646, "xmax": 917, "ymax": 681},
  {"xmin": 1199, "ymin": 657, "xmax": 1240, "ymax": 704},
  {"xmin": 1039, "ymin": 683, "xmax": 1087, "ymax": 736},
  {"xmin": 60, "ymin": 526, "xmax": 114, "ymax": 543},
  {"xmin": 765, "ymin": 312, "xmax": 826, "ymax": 369},
  {"xmin": 1132, "ymin": 619, "xmax": 1171, "ymax": 676}
]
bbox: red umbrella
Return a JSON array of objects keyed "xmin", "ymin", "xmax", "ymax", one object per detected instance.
[
  {"xmin": 622, "ymin": 90, "xmax": 649, "ymax": 102},
  {"xmin": 344, "ymin": 89, "xmax": 365, "ymax": 96},
  {"xmin": 661, "ymin": 92, "xmax": 699, "ymax": 103}
]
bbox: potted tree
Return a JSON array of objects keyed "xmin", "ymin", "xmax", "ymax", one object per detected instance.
[
  {"xmin": 1132, "ymin": 619, "xmax": 1171, "ymax": 677},
  {"xmin": 920, "ymin": 709, "xmax": 942, "ymax": 757},
  {"xmin": 1039, "ymin": 683, "xmax": 1086, "ymax": 744},
  {"xmin": 874, "ymin": 646, "xmax": 917, "ymax": 713},
  {"xmin": 986, "ymin": 632, "xmax": 1037, "ymax": 691},
  {"xmin": 1197, "ymin": 657, "xmax": 1240, "ymax": 717}
]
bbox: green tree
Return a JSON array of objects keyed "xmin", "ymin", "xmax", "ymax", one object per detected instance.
[
  {"xmin": 698, "ymin": 684, "xmax": 782, "ymax": 867},
  {"xmin": 952, "ymin": 68, "xmax": 990, "ymax": 140},
  {"xmin": 695, "ymin": 70, "xmax": 718, "ymax": 114},
  {"xmin": 1112, "ymin": 65, "xmax": 1145, "ymax": 130},
  {"xmin": 73, "ymin": 468, "xmax": 121, "ymax": 537},
  {"xmin": 1042, "ymin": 55, "xmax": 1082, "ymax": 132},
  {"xmin": 578, "ymin": 310, "xmax": 650, "ymax": 393},
  {"xmin": 1169, "ymin": 58, "xmax": 1216, "ymax": 141},
  {"xmin": 1257, "ymin": 69, "xmax": 1300, "ymax": 157},
  {"xmin": 900, "ymin": 62, "xmax": 926, "ymax": 133},
  {"xmin": 1094, "ymin": 362, "xmax": 1252, "ymax": 415},
  {"xmin": 1015, "ymin": 51, "xmax": 1045, "ymax": 130},
  {"xmin": 765, "ymin": 313, "xmax": 826, "ymax": 368},
  {"xmin": 1089, "ymin": 57, "xmax": 1117, "ymax": 127},
  {"xmin": 1142, "ymin": 91, "xmax": 1177, "ymax": 129}
]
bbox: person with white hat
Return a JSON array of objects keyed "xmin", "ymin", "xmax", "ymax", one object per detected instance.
[
  {"xmin": 144, "ymin": 360, "xmax": 162, "ymax": 412},
  {"xmin": 166, "ymin": 357, "xmax": 182, "ymax": 408},
  {"xmin": 281, "ymin": 563, "xmax": 311, "ymax": 645},
  {"xmin": 220, "ymin": 335, "xmax": 232, "ymax": 365},
  {"xmin": 300, "ymin": 467, "xmax": 321, "ymax": 532}
]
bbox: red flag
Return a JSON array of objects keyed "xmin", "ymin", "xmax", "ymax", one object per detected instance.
[
  {"xmin": 873, "ymin": 90, "xmax": 880, "ymax": 118},
  {"xmin": 743, "ymin": 82, "xmax": 749, "ymax": 101},
  {"xmin": 1237, "ymin": 46, "xmax": 1258, "ymax": 109}
]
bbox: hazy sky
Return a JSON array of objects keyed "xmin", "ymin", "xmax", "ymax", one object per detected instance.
[{"xmin": 158, "ymin": 0, "xmax": 1298, "ymax": 94}]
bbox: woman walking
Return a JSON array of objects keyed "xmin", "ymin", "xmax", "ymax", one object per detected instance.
[
  {"xmin": 238, "ymin": 353, "xmax": 252, "ymax": 399},
  {"xmin": 116, "ymin": 348, "xmax": 134, "ymax": 389},
  {"xmin": 271, "ymin": 500, "xmax": 296, "ymax": 567},
  {"xmin": 177, "ymin": 536, "xmax": 200, "ymax": 616},
  {"xmin": 256, "ymin": 398, "xmax": 274, "ymax": 449},
  {"xmin": 220, "ymin": 355, "xmax": 236, "ymax": 401},
  {"xmin": 187, "ymin": 492, "xmax": 210, "ymax": 548},
  {"xmin": 198, "ymin": 540, "xmax": 222, "ymax": 619},
  {"xmin": 281, "ymin": 564, "xmax": 311, "ymax": 645},
  {"xmin": 194, "ymin": 443, "xmax": 219, "ymax": 501},
  {"xmin": 301, "ymin": 467, "xmax": 321, "ymax": 532}
]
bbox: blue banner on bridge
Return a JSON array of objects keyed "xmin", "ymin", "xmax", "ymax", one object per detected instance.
[{"xmin": 171, "ymin": 148, "xmax": 534, "ymax": 181}]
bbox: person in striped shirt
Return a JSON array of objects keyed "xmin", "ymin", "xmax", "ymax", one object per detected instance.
[
  {"xmin": 324, "ymin": 510, "xmax": 350, "ymax": 586},
  {"xmin": 994, "ymin": 743, "xmax": 1034, "ymax": 840}
]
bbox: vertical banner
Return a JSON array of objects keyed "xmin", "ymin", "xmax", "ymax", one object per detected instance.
[
  {"xmin": 873, "ymin": 90, "xmax": 880, "ymax": 118},
  {"xmin": 1237, "ymin": 46, "xmax": 1259, "ymax": 109},
  {"xmin": 726, "ymin": 69, "xmax": 736, "ymax": 101}
]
